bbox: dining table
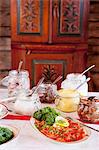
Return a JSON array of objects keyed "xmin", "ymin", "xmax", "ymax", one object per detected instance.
[{"xmin": 0, "ymin": 88, "xmax": 99, "ymax": 150}]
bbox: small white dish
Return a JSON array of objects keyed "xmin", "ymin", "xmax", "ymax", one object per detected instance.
[
  {"xmin": 0, "ymin": 104, "xmax": 9, "ymax": 119},
  {"xmin": 0, "ymin": 124, "xmax": 19, "ymax": 146},
  {"xmin": 0, "ymin": 76, "xmax": 9, "ymax": 87}
]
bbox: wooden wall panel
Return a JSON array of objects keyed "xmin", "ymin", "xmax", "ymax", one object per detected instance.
[
  {"xmin": 0, "ymin": 38, "xmax": 11, "ymax": 50},
  {"xmin": 88, "ymin": 0, "xmax": 99, "ymax": 91},
  {"xmin": 0, "ymin": 51, "xmax": 11, "ymax": 69},
  {"xmin": 88, "ymin": 55, "xmax": 99, "ymax": 72},
  {"xmin": 0, "ymin": 0, "xmax": 11, "ymax": 81},
  {"xmin": 88, "ymin": 46, "xmax": 99, "ymax": 54}
]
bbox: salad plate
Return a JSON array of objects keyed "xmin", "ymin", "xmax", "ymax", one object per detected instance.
[
  {"xmin": 0, "ymin": 104, "xmax": 9, "ymax": 119},
  {"xmin": 30, "ymin": 107, "xmax": 91, "ymax": 144},
  {"xmin": 0, "ymin": 124, "xmax": 19, "ymax": 146}
]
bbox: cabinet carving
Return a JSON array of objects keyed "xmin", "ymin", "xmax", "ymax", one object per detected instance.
[
  {"xmin": 19, "ymin": 0, "xmax": 41, "ymax": 33},
  {"xmin": 52, "ymin": 0, "xmax": 89, "ymax": 43},
  {"xmin": 11, "ymin": 0, "xmax": 49, "ymax": 43},
  {"xmin": 59, "ymin": 0, "xmax": 80, "ymax": 34}
]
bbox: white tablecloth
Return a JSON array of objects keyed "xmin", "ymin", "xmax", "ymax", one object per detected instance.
[{"xmin": 0, "ymin": 89, "xmax": 99, "ymax": 150}]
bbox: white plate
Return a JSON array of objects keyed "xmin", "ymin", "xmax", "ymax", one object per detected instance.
[
  {"xmin": 0, "ymin": 104, "xmax": 9, "ymax": 119},
  {"xmin": 0, "ymin": 76, "xmax": 9, "ymax": 87},
  {"xmin": 0, "ymin": 124, "xmax": 19, "ymax": 146},
  {"xmin": 30, "ymin": 117, "xmax": 91, "ymax": 144}
]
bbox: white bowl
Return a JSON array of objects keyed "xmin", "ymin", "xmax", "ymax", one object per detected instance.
[
  {"xmin": 0, "ymin": 124, "xmax": 19, "ymax": 146},
  {"xmin": 0, "ymin": 104, "xmax": 9, "ymax": 119}
]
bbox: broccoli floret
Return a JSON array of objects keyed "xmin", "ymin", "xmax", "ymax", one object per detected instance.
[
  {"xmin": 41, "ymin": 107, "xmax": 52, "ymax": 114},
  {"xmin": 33, "ymin": 110, "xmax": 42, "ymax": 120},
  {"xmin": 45, "ymin": 113, "xmax": 55, "ymax": 125}
]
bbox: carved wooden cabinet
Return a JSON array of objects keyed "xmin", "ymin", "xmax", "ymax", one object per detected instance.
[
  {"xmin": 52, "ymin": 0, "xmax": 89, "ymax": 44},
  {"xmin": 11, "ymin": 0, "xmax": 89, "ymax": 87}
]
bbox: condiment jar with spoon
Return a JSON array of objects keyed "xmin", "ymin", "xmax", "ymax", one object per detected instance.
[
  {"xmin": 61, "ymin": 65, "xmax": 95, "ymax": 96},
  {"xmin": 14, "ymin": 77, "xmax": 43, "ymax": 115},
  {"xmin": 77, "ymin": 96, "xmax": 99, "ymax": 123},
  {"xmin": 37, "ymin": 76, "xmax": 62, "ymax": 103},
  {"xmin": 14, "ymin": 89, "xmax": 41, "ymax": 116},
  {"xmin": 1, "ymin": 60, "xmax": 30, "ymax": 97},
  {"xmin": 55, "ymin": 78, "xmax": 90, "ymax": 113}
]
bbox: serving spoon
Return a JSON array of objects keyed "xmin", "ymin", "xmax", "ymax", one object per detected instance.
[
  {"xmin": 79, "ymin": 65, "xmax": 95, "ymax": 77},
  {"xmin": 17, "ymin": 60, "xmax": 23, "ymax": 73},
  {"xmin": 27, "ymin": 77, "xmax": 45, "ymax": 96},
  {"xmin": 53, "ymin": 75, "xmax": 62, "ymax": 84},
  {"xmin": 75, "ymin": 77, "xmax": 90, "ymax": 91}
]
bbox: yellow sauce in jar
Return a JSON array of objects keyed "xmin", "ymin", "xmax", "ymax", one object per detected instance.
[{"xmin": 55, "ymin": 89, "xmax": 80, "ymax": 112}]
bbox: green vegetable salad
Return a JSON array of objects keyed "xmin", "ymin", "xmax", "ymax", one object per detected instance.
[
  {"xmin": 33, "ymin": 107, "xmax": 60, "ymax": 125},
  {"xmin": 0, "ymin": 127, "xmax": 14, "ymax": 145}
]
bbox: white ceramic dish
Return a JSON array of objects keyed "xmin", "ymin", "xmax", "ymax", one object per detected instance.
[
  {"xmin": 30, "ymin": 117, "xmax": 91, "ymax": 144},
  {"xmin": 0, "ymin": 124, "xmax": 19, "ymax": 146},
  {"xmin": 0, "ymin": 104, "xmax": 9, "ymax": 119},
  {"xmin": 0, "ymin": 76, "xmax": 9, "ymax": 87}
]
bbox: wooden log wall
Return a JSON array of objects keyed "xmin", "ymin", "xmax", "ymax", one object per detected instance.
[
  {"xmin": 88, "ymin": 0, "xmax": 99, "ymax": 91},
  {"xmin": 0, "ymin": 0, "xmax": 11, "ymax": 80},
  {"xmin": 0, "ymin": 0, "xmax": 99, "ymax": 91}
]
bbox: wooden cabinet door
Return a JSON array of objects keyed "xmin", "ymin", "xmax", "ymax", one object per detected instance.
[
  {"xmin": 25, "ymin": 53, "xmax": 73, "ymax": 87},
  {"xmin": 52, "ymin": 0, "xmax": 89, "ymax": 44},
  {"xmin": 11, "ymin": 0, "xmax": 49, "ymax": 43}
]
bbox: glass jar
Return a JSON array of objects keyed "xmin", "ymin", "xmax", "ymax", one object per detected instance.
[
  {"xmin": 6, "ymin": 70, "xmax": 30, "ymax": 97},
  {"xmin": 14, "ymin": 89, "xmax": 41, "ymax": 115},
  {"xmin": 77, "ymin": 97, "xmax": 99, "ymax": 123},
  {"xmin": 55, "ymin": 89, "xmax": 80, "ymax": 112},
  {"xmin": 61, "ymin": 73, "xmax": 88, "ymax": 96},
  {"xmin": 18, "ymin": 70, "xmax": 30, "ymax": 91},
  {"xmin": 38, "ymin": 83, "xmax": 57, "ymax": 103},
  {"xmin": 8, "ymin": 70, "xmax": 18, "ymax": 97}
]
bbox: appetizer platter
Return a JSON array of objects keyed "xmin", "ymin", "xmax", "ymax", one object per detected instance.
[
  {"xmin": 30, "ymin": 107, "xmax": 90, "ymax": 144},
  {"xmin": 0, "ymin": 124, "xmax": 19, "ymax": 145}
]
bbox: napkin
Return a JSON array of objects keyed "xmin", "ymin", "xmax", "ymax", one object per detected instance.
[{"xmin": 4, "ymin": 114, "xmax": 31, "ymax": 120}]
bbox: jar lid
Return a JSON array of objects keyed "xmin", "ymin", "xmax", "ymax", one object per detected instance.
[
  {"xmin": 39, "ymin": 83, "xmax": 56, "ymax": 87},
  {"xmin": 18, "ymin": 70, "xmax": 29, "ymax": 76},
  {"xmin": 67, "ymin": 73, "xmax": 86, "ymax": 81},
  {"xmin": 9, "ymin": 70, "xmax": 18, "ymax": 76},
  {"xmin": 57, "ymin": 89, "xmax": 79, "ymax": 98}
]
